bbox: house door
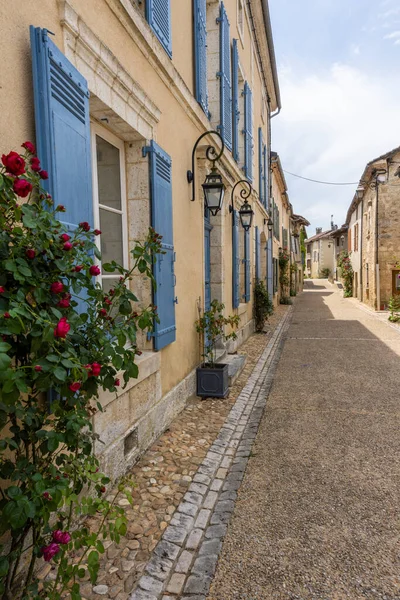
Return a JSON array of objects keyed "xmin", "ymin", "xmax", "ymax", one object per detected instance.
[{"xmin": 392, "ymin": 270, "xmax": 400, "ymax": 295}]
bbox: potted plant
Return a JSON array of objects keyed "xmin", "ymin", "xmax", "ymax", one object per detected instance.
[{"xmin": 195, "ymin": 300, "xmax": 240, "ymax": 398}]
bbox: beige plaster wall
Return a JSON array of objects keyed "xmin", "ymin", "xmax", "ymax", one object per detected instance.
[{"xmin": 1, "ymin": 0, "xmax": 275, "ymax": 478}]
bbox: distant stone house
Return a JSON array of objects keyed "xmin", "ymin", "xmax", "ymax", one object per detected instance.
[
  {"xmin": 305, "ymin": 228, "xmax": 335, "ymax": 279},
  {"xmin": 290, "ymin": 214, "xmax": 310, "ymax": 292},
  {"xmin": 346, "ymin": 146, "xmax": 400, "ymax": 310},
  {"xmin": 329, "ymin": 225, "xmax": 348, "ymax": 282}
]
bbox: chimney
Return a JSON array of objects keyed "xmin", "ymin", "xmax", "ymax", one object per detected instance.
[{"xmin": 316, "ymin": 227, "xmax": 322, "ymax": 234}]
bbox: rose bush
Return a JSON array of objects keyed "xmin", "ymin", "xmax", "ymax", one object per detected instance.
[
  {"xmin": 337, "ymin": 250, "xmax": 353, "ymax": 297},
  {"xmin": 0, "ymin": 142, "xmax": 163, "ymax": 599}
]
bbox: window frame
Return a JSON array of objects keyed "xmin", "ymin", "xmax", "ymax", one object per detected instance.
[{"xmin": 90, "ymin": 122, "xmax": 129, "ymax": 287}]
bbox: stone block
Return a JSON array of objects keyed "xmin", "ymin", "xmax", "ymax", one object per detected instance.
[
  {"xmin": 185, "ymin": 528, "xmax": 203, "ymax": 550},
  {"xmin": 192, "ymin": 554, "xmax": 218, "ymax": 578},
  {"xmin": 154, "ymin": 540, "xmax": 181, "ymax": 562},
  {"xmin": 183, "ymin": 491, "xmax": 204, "ymax": 506},
  {"xmin": 198, "ymin": 538, "xmax": 222, "ymax": 556},
  {"xmin": 184, "ymin": 575, "xmax": 212, "ymax": 596},
  {"xmin": 145, "ymin": 555, "xmax": 173, "ymax": 582},
  {"xmin": 166, "ymin": 573, "xmax": 186, "ymax": 595},
  {"xmin": 194, "ymin": 508, "xmax": 211, "ymax": 529},
  {"xmin": 175, "ymin": 550, "xmax": 194, "ymax": 573},
  {"xmin": 163, "ymin": 525, "xmax": 187, "ymax": 545},
  {"xmin": 138, "ymin": 576, "xmax": 163, "ymax": 595},
  {"xmin": 170, "ymin": 513, "xmax": 194, "ymax": 530},
  {"xmin": 203, "ymin": 491, "xmax": 218, "ymax": 510},
  {"xmin": 205, "ymin": 524, "xmax": 227, "ymax": 539},
  {"xmin": 177, "ymin": 502, "xmax": 199, "ymax": 517}
]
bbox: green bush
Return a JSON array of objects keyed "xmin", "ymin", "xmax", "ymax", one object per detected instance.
[
  {"xmin": 320, "ymin": 267, "xmax": 331, "ymax": 278},
  {"xmin": 253, "ymin": 279, "xmax": 274, "ymax": 332}
]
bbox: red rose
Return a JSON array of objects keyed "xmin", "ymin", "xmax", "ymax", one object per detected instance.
[
  {"xmin": 68, "ymin": 382, "xmax": 81, "ymax": 392},
  {"xmin": 39, "ymin": 170, "xmax": 48, "ymax": 180},
  {"xmin": 60, "ymin": 234, "xmax": 70, "ymax": 242},
  {"xmin": 41, "ymin": 543, "xmax": 59, "ymax": 562},
  {"xmin": 90, "ymin": 363, "xmax": 101, "ymax": 377},
  {"xmin": 13, "ymin": 179, "xmax": 32, "ymax": 198},
  {"xmin": 34, "ymin": 365, "xmax": 42, "ymax": 372},
  {"xmin": 30, "ymin": 157, "xmax": 41, "ymax": 172},
  {"xmin": 43, "ymin": 491, "xmax": 52, "ymax": 501},
  {"xmin": 50, "ymin": 282, "xmax": 64, "ymax": 294},
  {"xmin": 104, "ymin": 298, "xmax": 112, "ymax": 306},
  {"xmin": 73, "ymin": 265, "xmax": 83, "ymax": 272},
  {"xmin": 136, "ymin": 349, "xmax": 142, "ymax": 356},
  {"xmin": 57, "ymin": 298, "xmax": 70, "ymax": 309},
  {"xmin": 79, "ymin": 222, "xmax": 90, "ymax": 232},
  {"xmin": 114, "ymin": 378, "xmax": 120, "ymax": 387},
  {"xmin": 52, "ymin": 530, "xmax": 71, "ymax": 545},
  {"xmin": 0, "ymin": 287, "xmax": 5, "ymax": 294},
  {"xmin": 100, "ymin": 486, "xmax": 106, "ymax": 493},
  {"xmin": 3, "ymin": 312, "xmax": 10, "ymax": 319},
  {"xmin": 94, "ymin": 229, "xmax": 101, "ymax": 236},
  {"xmin": 2, "ymin": 151, "xmax": 25, "ymax": 176},
  {"xmin": 54, "ymin": 317, "xmax": 70, "ymax": 339},
  {"xmin": 99, "ymin": 308, "xmax": 107, "ymax": 317},
  {"xmin": 22, "ymin": 141, "xmax": 36, "ymax": 154},
  {"xmin": 56, "ymin": 205, "xmax": 66, "ymax": 212},
  {"xmin": 89, "ymin": 265, "xmax": 101, "ymax": 276},
  {"xmin": 26, "ymin": 249, "xmax": 36, "ymax": 260},
  {"xmin": 109, "ymin": 289, "xmax": 115, "ymax": 296},
  {"xmin": 63, "ymin": 242, "xmax": 73, "ymax": 251}
]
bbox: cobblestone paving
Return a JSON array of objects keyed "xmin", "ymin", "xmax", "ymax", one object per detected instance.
[
  {"xmin": 42, "ymin": 308, "xmax": 288, "ymax": 600},
  {"xmin": 130, "ymin": 307, "xmax": 293, "ymax": 600}
]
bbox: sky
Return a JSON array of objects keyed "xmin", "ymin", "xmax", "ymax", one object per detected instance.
[{"xmin": 269, "ymin": 0, "xmax": 400, "ymax": 236}]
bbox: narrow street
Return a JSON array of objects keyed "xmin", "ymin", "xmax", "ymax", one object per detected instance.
[{"xmin": 208, "ymin": 280, "xmax": 400, "ymax": 599}]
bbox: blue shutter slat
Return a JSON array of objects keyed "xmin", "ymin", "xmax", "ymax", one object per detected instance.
[
  {"xmin": 146, "ymin": 0, "xmax": 172, "ymax": 57},
  {"xmin": 30, "ymin": 27, "xmax": 93, "ymax": 234},
  {"xmin": 243, "ymin": 82, "xmax": 253, "ymax": 182},
  {"xmin": 144, "ymin": 141, "xmax": 176, "ymax": 351},
  {"xmin": 218, "ymin": 3, "xmax": 232, "ymax": 151},
  {"xmin": 232, "ymin": 39, "xmax": 239, "ymax": 162},
  {"xmin": 255, "ymin": 226, "xmax": 260, "ymax": 280},
  {"xmin": 244, "ymin": 228, "xmax": 250, "ymax": 302},
  {"xmin": 258, "ymin": 128, "xmax": 264, "ymax": 206},
  {"xmin": 263, "ymin": 143, "xmax": 268, "ymax": 210},
  {"xmin": 232, "ymin": 210, "xmax": 240, "ymax": 308},
  {"xmin": 194, "ymin": 0, "xmax": 208, "ymax": 115}
]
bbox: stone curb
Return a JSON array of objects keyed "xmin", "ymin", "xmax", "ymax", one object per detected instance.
[{"xmin": 129, "ymin": 308, "xmax": 293, "ymax": 600}]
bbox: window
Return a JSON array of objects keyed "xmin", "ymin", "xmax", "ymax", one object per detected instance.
[
  {"xmin": 243, "ymin": 81, "xmax": 253, "ymax": 181},
  {"xmin": 354, "ymin": 223, "xmax": 359, "ymax": 251},
  {"xmin": 91, "ymin": 125, "xmax": 128, "ymax": 294},
  {"xmin": 366, "ymin": 263, "xmax": 369, "ymax": 288},
  {"xmin": 194, "ymin": 0, "xmax": 208, "ymax": 115}
]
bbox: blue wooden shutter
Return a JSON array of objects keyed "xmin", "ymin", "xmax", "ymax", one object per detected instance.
[
  {"xmin": 255, "ymin": 226, "xmax": 260, "ymax": 280},
  {"xmin": 258, "ymin": 128, "xmax": 264, "ymax": 206},
  {"xmin": 244, "ymin": 229, "xmax": 250, "ymax": 302},
  {"xmin": 194, "ymin": 0, "xmax": 208, "ymax": 115},
  {"xmin": 232, "ymin": 39, "xmax": 240, "ymax": 162},
  {"xmin": 146, "ymin": 0, "xmax": 172, "ymax": 57},
  {"xmin": 263, "ymin": 143, "xmax": 268, "ymax": 210},
  {"xmin": 218, "ymin": 3, "xmax": 232, "ymax": 151},
  {"xmin": 232, "ymin": 210, "xmax": 240, "ymax": 308},
  {"xmin": 143, "ymin": 141, "xmax": 176, "ymax": 351},
  {"xmin": 267, "ymin": 237, "xmax": 273, "ymax": 297},
  {"xmin": 243, "ymin": 82, "xmax": 253, "ymax": 181},
  {"xmin": 30, "ymin": 27, "xmax": 93, "ymax": 235}
]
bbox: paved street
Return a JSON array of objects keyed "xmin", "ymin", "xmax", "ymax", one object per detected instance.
[{"xmin": 209, "ymin": 281, "xmax": 400, "ymax": 600}]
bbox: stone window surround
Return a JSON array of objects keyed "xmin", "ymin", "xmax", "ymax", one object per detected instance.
[{"xmin": 59, "ymin": 1, "xmax": 161, "ymax": 402}]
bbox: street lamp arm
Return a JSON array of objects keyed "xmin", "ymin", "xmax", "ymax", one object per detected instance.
[
  {"xmin": 229, "ymin": 179, "xmax": 252, "ymax": 215},
  {"xmin": 187, "ymin": 130, "xmax": 225, "ymax": 201}
]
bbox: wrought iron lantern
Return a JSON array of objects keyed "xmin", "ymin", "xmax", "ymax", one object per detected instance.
[
  {"xmin": 201, "ymin": 166, "xmax": 225, "ymax": 216},
  {"xmin": 239, "ymin": 198, "xmax": 254, "ymax": 231}
]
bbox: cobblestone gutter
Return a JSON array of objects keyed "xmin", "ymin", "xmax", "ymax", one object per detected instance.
[{"xmin": 130, "ymin": 307, "xmax": 293, "ymax": 600}]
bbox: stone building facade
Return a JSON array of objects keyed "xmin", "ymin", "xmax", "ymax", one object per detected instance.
[
  {"xmin": 346, "ymin": 147, "xmax": 400, "ymax": 310},
  {"xmin": 305, "ymin": 229, "xmax": 335, "ymax": 279},
  {"xmin": 0, "ymin": 0, "xmax": 306, "ymax": 481}
]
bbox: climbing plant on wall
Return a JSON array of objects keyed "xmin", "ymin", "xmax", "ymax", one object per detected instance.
[
  {"xmin": 0, "ymin": 142, "xmax": 162, "ymax": 599},
  {"xmin": 337, "ymin": 250, "xmax": 354, "ymax": 297}
]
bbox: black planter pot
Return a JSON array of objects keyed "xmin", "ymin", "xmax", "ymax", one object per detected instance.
[{"xmin": 196, "ymin": 363, "xmax": 229, "ymax": 398}]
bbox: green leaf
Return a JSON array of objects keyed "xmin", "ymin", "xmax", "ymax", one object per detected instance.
[
  {"xmin": 87, "ymin": 550, "xmax": 99, "ymax": 566},
  {"xmin": 0, "ymin": 342, "xmax": 11, "ymax": 353},
  {"xmin": 0, "ymin": 557, "xmax": 9, "ymax": 578},
  {"xmin": 61, "ymin": 359, "xmax": 75, "ymax": 369},
  {"xmin": 22, "ymin": 213, "xmax": 37, "ymax": 229},
  {"xmin": 6, "ymin": 486, "xmax": 22, "ymax": 499},
  {"xmin": 102, "ymin": 263, "xmax": 116, "ymax": 273},
  {"xmin": 53, "ymin": 367, "xmax": 67, "ymax": 382},
  {"xmin": 0, "ymin": 354, "xmax": 11, "ymax": 370}
]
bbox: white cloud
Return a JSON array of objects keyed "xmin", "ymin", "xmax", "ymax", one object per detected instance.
[{"xmin": 273, "ymin": 63, "xmax": 400, "ymax": 233}]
